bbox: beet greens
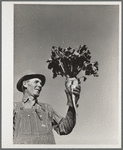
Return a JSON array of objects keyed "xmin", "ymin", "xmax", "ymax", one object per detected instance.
[{"xmin": 46, "ymin": 45, "xmax": 99, "ymax": 81}]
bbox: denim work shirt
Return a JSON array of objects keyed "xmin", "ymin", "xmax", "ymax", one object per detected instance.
[{"xmin": 13, "ymin": 100, "xmax": 76, "ymax": 144}]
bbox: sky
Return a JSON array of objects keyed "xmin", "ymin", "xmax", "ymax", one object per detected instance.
[{"xmin": 13, "ymin": 3, "xmax": 120, "ymax": 146}]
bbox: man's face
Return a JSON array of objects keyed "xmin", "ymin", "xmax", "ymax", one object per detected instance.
[{"xmin": 25, "ymin": 78, "xmax": 42, "ymax": 98}]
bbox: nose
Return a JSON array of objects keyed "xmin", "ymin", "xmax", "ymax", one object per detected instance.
[{"xmin": 37, "ymin": 82, "xmax": 42, "ymax": 88}]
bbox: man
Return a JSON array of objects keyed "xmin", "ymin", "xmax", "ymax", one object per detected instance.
[{"xmin": 13, "ymin": 73, "xmax": 81, "ymax": 144}]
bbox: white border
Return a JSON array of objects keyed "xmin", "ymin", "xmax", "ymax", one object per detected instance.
[
  {"xmin": 2, "ymin": 1, "xmax": 122, "ymax": 148},
  {"xmin": 2, "ymin": 1, "xmax": 122, "ymax": 5},
  {"xmin": 118, "ymin": 1, "xmax": 122, "ymax": 147}
]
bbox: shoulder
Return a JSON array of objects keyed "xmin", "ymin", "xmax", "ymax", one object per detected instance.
[{"xmin": 13, "ymin": 101, "xmax": 23, "ymax": 110}]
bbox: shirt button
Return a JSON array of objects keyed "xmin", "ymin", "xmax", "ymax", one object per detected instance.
[{"xmin": 42, "ymin": 124, "xmax": 46, "ymax": 127}]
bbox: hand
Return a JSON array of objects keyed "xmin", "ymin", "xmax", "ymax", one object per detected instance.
[
  {"xmin": 72, "ymin": 84, "xmax": 81, "ymax": 104},
  {"xmin": 65, "ymin": 77, "xmax": 81, "ymax": 107},
  {"xmin": 65, "ymin": 77, "xmax": 81, "ymax": 92}
]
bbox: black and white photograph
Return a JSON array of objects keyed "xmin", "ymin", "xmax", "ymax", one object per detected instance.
[{"xmin": 2, "ymin": 1, "xmax": 121, "ymax": 148}]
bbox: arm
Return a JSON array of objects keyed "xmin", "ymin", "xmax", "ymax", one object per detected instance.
[
  {"xmin": 13, "ymin": 102, "xmax": 19, "ymax": 140},
  {"xmin": 52, "ymin": 82, "xmax": 81, "ymax": 135},
  {"xmin": 52, "ymin": 106, "xmax": 76, "ymax": 135},
  {"xmin": 13, "ymin": 103, "xmax": 17, "ymax": 140}
]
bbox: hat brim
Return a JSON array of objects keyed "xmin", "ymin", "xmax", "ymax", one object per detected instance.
[{"xmin": 17, "ymin": 74, "xmax": 46, "ymax": 92}]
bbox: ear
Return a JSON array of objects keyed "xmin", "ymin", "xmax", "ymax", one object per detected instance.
[{"xmin": 22, "ymin": 81, "xmax": 28, "ymax": 88}]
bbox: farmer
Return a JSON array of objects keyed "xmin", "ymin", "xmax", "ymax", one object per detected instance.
[{"xmin": 13, "ymin": 73, "xmax": 81, "ymax": 144}]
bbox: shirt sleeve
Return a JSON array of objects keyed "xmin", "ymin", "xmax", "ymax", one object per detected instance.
[
  {"xmin": 13, "ymin": 102, "xmax": 21, "ymax": 140},
  {"xmin": 13, "ymin": 102, "xmax": 17, "ymax": 140},
  {"xmin": 50, "ymin": 106, "xmax": 76, "ymax": 135}
]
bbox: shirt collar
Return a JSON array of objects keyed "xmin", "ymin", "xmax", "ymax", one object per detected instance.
[{"xmin": 22, "ymin": 96, "xmax": 37, "ymax": 106}]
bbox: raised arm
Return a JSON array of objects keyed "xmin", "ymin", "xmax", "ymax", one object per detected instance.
[{"xmin": 52, "ymin": 79, "xmax": 81, "ymax": 135}]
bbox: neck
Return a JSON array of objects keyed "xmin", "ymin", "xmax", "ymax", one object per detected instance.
[
  {"xmin": 22, "ymin": 92, "xmax": 37, "ymax": 108},
  {"xmin": 23, "ymin": 90, "xmax": 37, "ymax": 100},
  {"xmin": 23, "ymin": 93, "xmax": 33, "ymax": 100}
]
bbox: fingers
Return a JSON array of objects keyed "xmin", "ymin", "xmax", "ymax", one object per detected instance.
[
  {"xmin": 73, "ymin": 86, "xmax": 81, "ymax": 96},
  {"xmin": 65, "ymin": 78, "xmax": 81, "ymax": 95},
  {"xmin": 74, "ymin": 85, "xmax": 81, "ymax": 92}
]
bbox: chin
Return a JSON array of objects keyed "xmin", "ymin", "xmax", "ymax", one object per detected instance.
[
  {"xmin": 34, "ymin": 94, "xmax": 39, "ymax": 97},
  {"xmin": 33, "ymin": 91, "xmax": 41, "ymax": 98}
]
